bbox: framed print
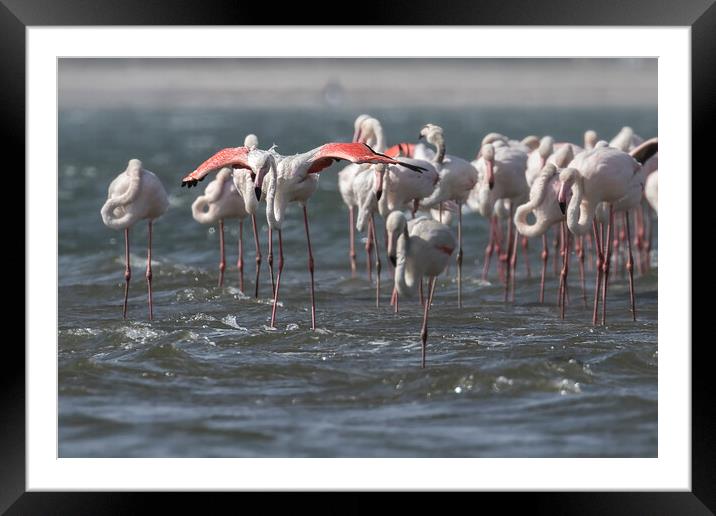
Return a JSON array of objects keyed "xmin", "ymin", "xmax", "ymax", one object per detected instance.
[{"xmin": 6, "ymin": 0, "xmax": 709, "ymax": 512}]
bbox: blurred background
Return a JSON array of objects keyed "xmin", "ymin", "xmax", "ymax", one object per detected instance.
[{"xmin": 59, "ymin": 59, "xmax": 658, "ymax": 458}]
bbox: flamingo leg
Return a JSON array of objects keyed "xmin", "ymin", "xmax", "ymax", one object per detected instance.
[
  {"xmin": 558, "ymin": 223, "xmax": 565, "ymax": 308},
  {"xmin": 521, "ymin": 236, "xmax": 531, "ymax": 278},
  {"xmin": 625, "ymin": 210, "xmax": 637, "ymax": 321},
  {"xmin": 392, "ymin": 287, "xmax": 399, "ymax": 314},
  {"xmin": 420, "ymin": 276, "xmax": 438, "ymax": 369},
  {"xmin": 539, "ymin": 233, "xmax": 548, "ymax": 304},
  {"xmin": 601, "ymin": 206, "xmax": 614, "ymax": 325},
  {"xmin": 348, "ymin": 206, "xmax": 357, "ymax": 277},
  {"xmin": 218, "ymin": 219, "xmax": 225, "ymax": 288},
  {"xmin": 456, "ymin": 201, "xmax": 463, "ymax": 308},
  {"xmin": 267, "ymin": 226, "xmax": 275, "ymax": 297},
  {"xmin": 496, "ymin": 217, "xmax": 505, "ymax": 283},
  {"xmin": 365, "ymin": 218, "xmax": 373, "ymax": 283},
  {"xmin": 635, "ymin": 205, "xmax": 646, "ymax": 275},
  {"xmin": 237, "ymin": 219, "xmax": 244, "ymax": 292},
  {"xmin": 592, "ymin": 220, "xmax": 604, "ymax": 326},
  {"xmin": 146, "ymin": 221, "xmax": 154, "ymax": 320},
  {"xmin": 369, "ymin": 214, "xmax": 381, "ymax": 308},
  {"xmin": 251, "ymin": 214, "xmax": 262, "ymax": 299},
  {"xmin": 503, "ymin": 206, "xmax": 515, "ymax": 303},
  {"xmin": 586, "ymin": 232, "xmax": 594, "ymax": 272},
  {"xmin": 269, "ymin": 229, "xmax": 284, "ymax": 328},
  {"xmin": 559, "ymin": 223, "xmax": 571, "ymax": 320},
  {"xmin": 123, "ymin": 227, "xmax": 131, "ymax": 319},
  {"xmin": 303, "ymin": 206, "xmax": 317, "ymax": 330},
  {"xmin": 509, "ymin": 229, "xmax": 519, "ymax": 303},
  {"xmin": 482, "ymin": 216, "xmax": 496, "ymax": 281},
  {"xmin": 553, "ymin": 225, "xmax": 561, "ymax": 277},
  {"xmin": 645, "ymin": 205, "xmax": 653, "ymax": 272},
  {"xmin": 577, "ymin": 235, "xmax": 587, "ymax": 308},
  {"xmin": 419, "ymin": 278, "xmax": 425, "ymax": 307}
]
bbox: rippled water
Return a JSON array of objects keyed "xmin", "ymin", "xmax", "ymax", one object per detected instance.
[{"xmin": 59, "ymin": 106, "xmax": 657, "ymax": 457}]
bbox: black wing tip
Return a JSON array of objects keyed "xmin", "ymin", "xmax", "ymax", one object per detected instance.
[
  {"xmin": 397, "ymin": 160, "xmax": 426, "ymax": 174},
  {"xmin": 181, "ymin": 178, "xmax": 201, "ymax": 188}
]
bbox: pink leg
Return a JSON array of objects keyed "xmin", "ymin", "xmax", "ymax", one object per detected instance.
[
  {"xmin": 365, "ymin": 218, "xmax": 373, "ymax": 283},
  {"xmin": 303, "ymin": 206, "xmax": 317, "ymax": 330},
  {"xmin": 601, "ymin": 206, "xmax": 615, "ymax": 325},
  {"xmin": 146, "ymin": 221, "xmax": 154, "ymax": 320},
  {"xmin": 509, "ymin": 229, "xmax": 518, "ymax": 302},
  {"xmin": 369, "ymin": 214, "xmax": 381, "ymax": 308},
  {"xmin": 503, "ymin": 205, "xmax": 515, "ymax": 303},
  {"xmin": 419, "ymin": 278, "xmax": 425, "ymax": 307},
  {"xmin": 348, "ymin": 206, "xmax": 357, "ymax": 277},
  {"xmin": 576, "ymin": 235, "xmax": 587, "ymax": 308},
  {"xmin": 559, "ymin": 223, "xmax": 571, "ymax": 320},
  {"xmin": 237, "ymin": 219, "xmax": 244, "ymax": 292},
  {"xmin": 625, "ymin": 210, "xmax": 637, "ymax": 321},
  {"xmin": 558, "ymin": 223, "xmax": 565, "ymax": 308},
  {"xmin": 592, "ymin": 220, "xmax": 604, "ymax": 326},
  {"xmin": 218, "ymin": 219, "xmax": 226, "ymax": 287},
  {"xmin": 521, "ymin": 236, "xmax": 531, "ymax": 278},
  {"xmin": 420, "ymin": 276, "xmax": 438, "ymax": 369},
  {"xmin": 586, "ymin": 232, "xmax": 594, "ymax": 272},
  {"xmin": 634, "ymin": 206, "xmax": 645, "ymax": 275},
  {"xmin": 456, "ymin": 202, "xmax": 463, "ymax": 308},
  {"xmin": 495, "ymin": 217, "xmax": 505, "ymax": 282},
  {"xmin": 123, "ymin": 227, "xmax": 131, "ymax": 319},
  {"xmin": 482, "ymin": 216, "xmax": 496, "ymax": 281},
  {"xmin": 269, "ymin": 229, "xmax": 284, "ymax": 328},
  {"xmin": 251, "ymin": 214, "xmax": 261, "ymax": 299},
  {"xmin": 539, "ymin": 233, "xmax": 548, "ymax": 304},
  {"xmin": 392, "ymin": 287, "xmax": 399, "ymax": 313},
  {"xmin": 612, "ymin": 216, "xmax": 622, "ymax": 282},
  {"xmin": 267, "ymin": 226, "xmax": 275, "ymax": 297},
  {"xmin": 553, "ymin": 225, "xmax": 561, "ymax": 277}
]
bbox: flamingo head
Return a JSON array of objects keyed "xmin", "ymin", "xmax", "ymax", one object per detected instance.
[
  {"xmin": 250, "ymin": 151, "xmax": 276, "ymax": 202},
  {"xmin": 419, "ymin": 123, "xmax": 443, "ymax": 144},
  {"xmin": 386, "ymin": 211, "xmax": 408, "ymax": 267},
  {"xmin": 244, "ymin": 133, "xmax": 259, "ymax": 150},
  {"xmin": 584, "ymin": 130, "xmax": 598, "ymax": 150},
  {"xmin": 480, "ymin": 143, "xmax": 495, "ymax": 190},
  {"xmin": 557, "ymin": 167, "xmax": 578, "ymax": 214},
  {"xmin": 521, "ymin": 135, "xmax": 540, "ymax": 151},
  {"xmin": 352, "ymin": 113, "xmax": 372, "ymax": 143},
  {"xmin": 552, "ymin": 144, "xmax": 574, "ymax": 169},
  {"xmin": 481, "ymin": 132, "xmax": 508, "ymax": 146}
]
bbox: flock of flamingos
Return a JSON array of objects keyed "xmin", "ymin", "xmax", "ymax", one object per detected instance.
[{"xmin": 100, "ymin": 115, "xmax": 658, "ymax": 367}]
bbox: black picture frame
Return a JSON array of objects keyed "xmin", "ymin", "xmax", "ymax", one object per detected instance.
[{"xmin": 5, "ymin": 0, "xmax": 707, "ymax": 512}]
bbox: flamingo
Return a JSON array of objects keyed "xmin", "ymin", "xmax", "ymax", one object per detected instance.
[
  {"xmin": 386, "ymin": 211, "xmax": 456, "ymax": 368},
  {"xmin": 514, "ymin": 144, "xmax": 578, "ymax": 310},
  {"xmin": 470, "ymin": 141, "xmax": 528, "ymax": 301},
  {"xmin": 183, "ymin": 142, "xmax": 424, "ymax": 330},
  {"xmin": 558, "ymin": 138, "xmax": 658, "ymax": 325},
  {"xmin": 338, "ymin": 114, "xmax": 372, "ymax": 276},
  {"xmin": 584, "ymin": 130, "xmax": 599, "ymax": 150},
  {"xmin": 100, "ymin": 159, "xmax": 169, "ymax": 320},
  {"xmin": 191, "ymin": 167, "xmax": 249, "ymax": 289},
  {"xmin": 417, "ymin": 124, "xmax": 478, "ymax": 308}
]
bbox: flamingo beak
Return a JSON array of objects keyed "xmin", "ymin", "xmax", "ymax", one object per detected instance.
[
  {"xmin": 387, "ymin": 231, "xmax": 396, "ymax": 266},
  {"xmin": 486, "ymin": 160, "xmax": 495, "ymax": 190},
  {"xmin": 374, "ymin": 167, "xmax": 384, "ymax": 201},
  {"xmin": 254, "ymin": 186, "xmax": 262, "ymax": 201},
  {"xmin": 557, "ymin": 182, "xmax": 569, "ymax": 215}
]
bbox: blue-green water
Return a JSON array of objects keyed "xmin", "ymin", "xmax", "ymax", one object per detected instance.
[{"xmin": 59, "ymin": 106, "xmax": 657, "ymax": 457}]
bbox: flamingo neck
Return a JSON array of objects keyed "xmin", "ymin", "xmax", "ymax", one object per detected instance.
[
  {"xmin": 566, "ymin": 174, "xmax": 593, "ymax": 235},
  {"xmin": 514, "ymin": 174, "xmax": 553, "ymax": 238},
  {"xmin": 394, "ymin": 229, "xmax": 416, "ymax": 297},
  {"xmin": 100, "ymin": 166, "xmax": 143, "ymax": 229},
  {"xmin": 432, "ymin": 135, "xmax": 446, "ymax": 166},
  {"xmin": 369, "ymin": 120, "xmax": 387, "ymax": 153}
]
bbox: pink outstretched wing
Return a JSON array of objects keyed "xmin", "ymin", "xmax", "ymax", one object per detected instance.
[
  {"xmin": 182, "ymin": 147, "xmax": 251, "ymax": 188},
  {"xmin": 306, "ymin": 142, "xmax": 426, "ymax": 174}
]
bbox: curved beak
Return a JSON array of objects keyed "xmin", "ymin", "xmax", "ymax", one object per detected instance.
[
  {"xmin": 254, "ymin": 160, "xmax": 271, "ymax": 201},
  {"xmin": 254, "ymin": 186, "xmax": 262, "ymax": 202},
  {"xmin": 557, "ymin": 182, "xmax": 569, "ymax": 215},
  {"xmin": 387, "ymin": 230, "xmax": 396, "ymax": 266},
  {"xmin": 418, "ymin": 133, "xmax": 424, "ymax": 140},
  {"xmin": 389, "ymin": 254, "xmax": 397, "ymax": 267},
  {"xmin": 486, "ymin": 159, "xmax": 495, "ymax": 190},
  {"xmin": 374, "ymin": 167, "xmax": 384, "ymax": 201}
]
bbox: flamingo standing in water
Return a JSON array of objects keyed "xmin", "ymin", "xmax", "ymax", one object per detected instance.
[
  {"xmin": 339, "ymin": 114, "xmax": 372, "ymax": 277},
  {"xmin": 184, "ymin": 142, "xmax": 424, "ymax": 330},
  {"xmin": 470, "ymin": 141, "xmax": 528, "ymax": 301},
  {"xmin": 558, "ymin": 138, "xmax": 658, "ymax": 325},
  {"xmin": 191, "ymin": 167, "xmax": 249, "ymax": 289},
  {"xmin": 101, "ymin": 159, "xmax": 169, "ymax": 320},
  {"xmin": 514, "ymin": 144, "xmax": 578, "ymax": 312},
  {"xmin": 416, "ymin": 124, "xmax": 478, "ymax": 308},
  {"xmin": 386, "ymin": 211, "xmax": 456, "ymax": 368}
]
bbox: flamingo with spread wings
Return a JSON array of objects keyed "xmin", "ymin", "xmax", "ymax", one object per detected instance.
[{"xmin": 183, "ymin": 142, "xmax": 424, "ymax": 330}]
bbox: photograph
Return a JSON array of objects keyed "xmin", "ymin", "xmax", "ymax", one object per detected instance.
[{"xmin": 57, "ymin": 57, "xmax": 658, "ymax": 458}]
